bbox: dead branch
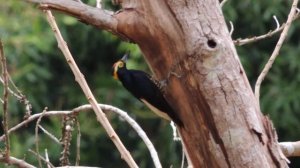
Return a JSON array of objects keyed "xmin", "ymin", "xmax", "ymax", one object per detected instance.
[
  {"xmin": 280, "ymin": 141, "xmax": 300, "ymax": 157},
  {"xmin": 0, "ymin": 155, "xmax": 35, "ymax": 168},
  {"xmin": 76, "ymin": 119, "xmax": 81, "ymax": 166},
  {"xmin": 0, "ymin": 104, "xmax": 162, "ymax": 168},
  {"xmin": 255, "ymin": 0, "xmax": 299, "ymax": 103},
  {"xmin": 28, "ymin": 149, "xmax": 55, "ymax": 168},
  {"xmin": 0, "ymin": 41, "xmax": 10, "ymax": 160},
  {"xmin": 22, "ymin": 0, "xmax": 130, "ymax": 41},
  {"xmin": 35, "ymin": 107, "xmax": 47, "ymax": 167},
  {"xmin": 0, "ymin": 75, "xmax": 32, "ymax": 119},
  {"xmin": 234, "ymin": 8, "xmax": 300, "ymax": 46},
  {"xmin": 45, "ymin": 149, "xmax": 51, "ymax": 168},
  {"xmin": 38, "ymin": 125, "xmax": 61, "ymax": 144},
  {"xmin": 220, "ymin": 0, "xmax": 228, "ymax": 7},
  {"xmin": 44, "ymin": 10, "xmax": 138, "ymax": 168}
]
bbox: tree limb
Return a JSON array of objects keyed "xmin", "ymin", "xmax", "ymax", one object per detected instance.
[
  {"xmin": 44, "ymin": 10, "xmax": 138, "ymax": 168},
  {"xmin": 22, "ymin": 0, "xmax": 131, "ymax": 40},
  {"xmin": 280, "ymin": 141, "xmax": 300, "ymax": 157},
  {"xmin": 0, "ymin": 104, "xmax": 162, "ymax": 168},
  {"xmin": 234, "ymin": 7, "xmax": 300, "ymax": 46},
  {"xmin": 0, "ymin": 155, "xmax": 35, "ymax": 168},
  {"xmin": 255, "ymin": 0, "xmax": 299, "ymax": 103}
]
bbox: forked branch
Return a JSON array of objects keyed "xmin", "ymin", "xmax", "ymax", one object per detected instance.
[
  {"xmin": 254, "ymin": 0, "xmax": 299, "ymax": 103},
  {"xmin": 234, "ymin": 8, "xmax": 300, "ymax": 46},
  {"xmin": 0, "ymin": 104, "xmax": 162, "ymax": 168}
]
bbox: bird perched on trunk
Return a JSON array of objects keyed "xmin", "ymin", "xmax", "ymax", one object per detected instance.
[{"xmin": 112, "ymin": 54, "xmax": 183, "ymax": 127}]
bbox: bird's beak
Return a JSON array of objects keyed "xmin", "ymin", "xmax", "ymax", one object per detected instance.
[
  {"xmin": 112, "ymin": 62, "xmax": 119, "ymax": 80},
  {"xmin": 121, "ymin": 53, "xmax": 129, "ymax": 62}
]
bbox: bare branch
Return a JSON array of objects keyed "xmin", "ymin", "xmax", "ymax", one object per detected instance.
[
  {"xmin": 0, "ymin": 155, "xmax": 35, "ymax": 168},
  {"xmin": 0, "ymin": 41, "xmax": 10, "ymax": 160},
  {"xmin": 39, "ymin": 125, "xmax": 61, "ymax": 144},
  {"xmin": 229, "ymin": 21, "xmax": 234, "ymax": 36},
  {"xmin": 22, "ymin": 0, "xmax": 130, "ymax": 40},
  {"xmin": 44, "ymin": 10, "xmax": 138, "ymax": 167},
  {"xmin": 0, "ymin": 75, "xmax": 32, "ymax": 119},
  {"xmin": 273, "ymin": 15, "xmax": 280, "ymax": 30},
  {"xmin": 220, "ymin": 0, "xmax": 228, "ymax": 7},
  {"xmin": 234, "ymin": 9, "xmax": 300, "ymax": 46},
  {"xmin": 0, "ymin": 104, "xmax": 162, "ymax": 168},
  {"xmin": 96, "ymin": 0, "xmax": 102, "ymax": 8},
  {"xmin": 35, "ymin": 107, "xmax": 48, "ymax": 168},
  {"xmin": 28, "ymin": 149, "xmax": 55, "ymax": 168},
  {"xmin": 99, "ymin": 104, "xmax": 162, "ymax": 168},
  {"xmin": 170, "ymin": 121, "xmax": 180, "ymax": 141},
  {"xmin": 180, "ymin": 144, "xmax": 185, "ymax": 168},
  {"xmin": 76, "ymin": 119, "xmax": 81, "ymax": 166},
  {"xmin": 255, "ymin": 0, "xmax": 299, "ymax": 103},
  {"xmin": 280, "ymin": 141, "xmax": 300, "ymax": 157},
  {"xmin": 45, "ymin": 149, "xmax": 52, "ymax": 168}
]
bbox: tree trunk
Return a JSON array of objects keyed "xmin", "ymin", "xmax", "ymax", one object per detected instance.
[
  {"xmin": 26, "ymin": 0, "xmax": 288, "ymax": 167},
  {"xmin": 115, "ymin": 0, "xmax": 287, "ymax": 167}
]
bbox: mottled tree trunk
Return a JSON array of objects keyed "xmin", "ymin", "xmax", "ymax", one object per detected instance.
[
  {"xmin": 115, "ymin": 0, "xmax": 287, "ymax": 167},
  {"xmin": 27, "ymin": 0, "xmax": 288, "ymax": 167}
]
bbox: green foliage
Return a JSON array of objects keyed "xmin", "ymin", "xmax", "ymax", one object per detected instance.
[{"xmin": 0, "ymin": 0, "xmax": 299, "ymax": 167}]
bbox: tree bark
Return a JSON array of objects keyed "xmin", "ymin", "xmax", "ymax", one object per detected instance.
[
  {"xmin": 24, "ymin": 0, "xmax": 288, "ymax": 167},
  {"xmin": 114, "ymin": 1, "xmax": 287, "ymax": 167}
]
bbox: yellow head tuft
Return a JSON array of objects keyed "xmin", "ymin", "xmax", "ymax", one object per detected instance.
[{"xmin": 112, "ymin": 61, "xmax": 125, "ymax": 80}]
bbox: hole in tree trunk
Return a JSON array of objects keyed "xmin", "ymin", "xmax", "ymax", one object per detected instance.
[{"xmin": 207, "ymin": 39, "xmax": 217, "ymax": 48}]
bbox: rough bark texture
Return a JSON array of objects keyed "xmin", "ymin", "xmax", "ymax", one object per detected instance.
[
  {"xmin": 115, "ymin": 0, "xmax": 288, "ymax": 167},
  {"xmin": 25, "ymin": 0, "xmax": 288, "ymax": 167}
]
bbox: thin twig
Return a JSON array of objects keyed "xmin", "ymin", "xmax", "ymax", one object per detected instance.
[
  {"xmin": 96, "ymin": 0, "xmax": 102, "ymax": 8},
  {"xmin": 273, "ymin": 15, "xmax": 280, "ymax": 30},
  {"xmin": 0, "ymin": 41, "xmax": 10, "ymax": 160},
  {"xmin": 220, "ymin": 0, "xmax": 228, "ymax": 7},
  {"xmin": 234, "ymin": 9, "xmax": 300, "ymax": 46},
  {"xmin": 0, "ymin": 155, "xmax": 35, "ymax": 168},
  {"xmin": 170, "ymin": 121, "xmax": 180, "ymax": 141},
  {"xmin": 45, "ymin": 149, "xmax": 52, "ymax": 168},
  {"xmin": 180, "ymin": 144, "xmax": 185, "ymax": 168},
  {"xmin": 35, "ymin": 107, "xmax": 48, "ymax": 168},
  {"xmin": 0, "ymin": 104, "xmax": 162, "ymax": 168},
  {"xmin": 229, "ymin": 21, "xmax": 234, "ymax": 36},
  {"xmin": 255, "ymin": 0, "xmax": 299, "ymax": 103},
  {"xmin": 0, "ymin": 77, "xmax": 22, "ymax": 100},
  {"xmin": 29, "ymin": 149, "xmax": 55, "ymax": 168},
  {"xmin": 44, "ymin": 10, "xmax": 138, "ymax": 168},
  {"xmin": 0, "ymin": 75, "xmax": 32, "ymax": 118},
  {"xmin": 76, "ymin": 118, "xmax": 81, "ymax": 166},
  {"xmin": 39, "ymin": 125, "xmax": 61, "ymax": 144},
  {"xmin": 100, "ymin": 104, "xmax": 162, "ymax": 168}
]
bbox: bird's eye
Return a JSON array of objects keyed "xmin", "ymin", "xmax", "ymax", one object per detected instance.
[{"xmin": 118, "ymin": 62, "xmax": 124, "ymax": 68}]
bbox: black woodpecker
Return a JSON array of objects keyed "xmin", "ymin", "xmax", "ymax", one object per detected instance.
[{"xmin": 112, "ymin": 54, "xmax": 183, "ymax": 127}]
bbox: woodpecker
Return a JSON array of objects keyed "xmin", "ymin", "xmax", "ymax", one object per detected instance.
[{"xmin": 112, "ymin": 54, "xmax": 183, "ymax": 127}]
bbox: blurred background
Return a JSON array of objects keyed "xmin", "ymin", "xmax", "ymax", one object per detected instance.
[{"xmin": 0, "ymin": 0, "xmax": 299, "ymax": 167}]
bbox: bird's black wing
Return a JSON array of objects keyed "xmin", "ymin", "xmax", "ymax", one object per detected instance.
[{"xmin": 129, "ymin": 70, "xmax": 183, "ymax": 126}]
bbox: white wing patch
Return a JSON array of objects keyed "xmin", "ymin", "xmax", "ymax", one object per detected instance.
[{"xmin": 141, "ymin": 99, "xmax": 171, "ymax": 121}]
